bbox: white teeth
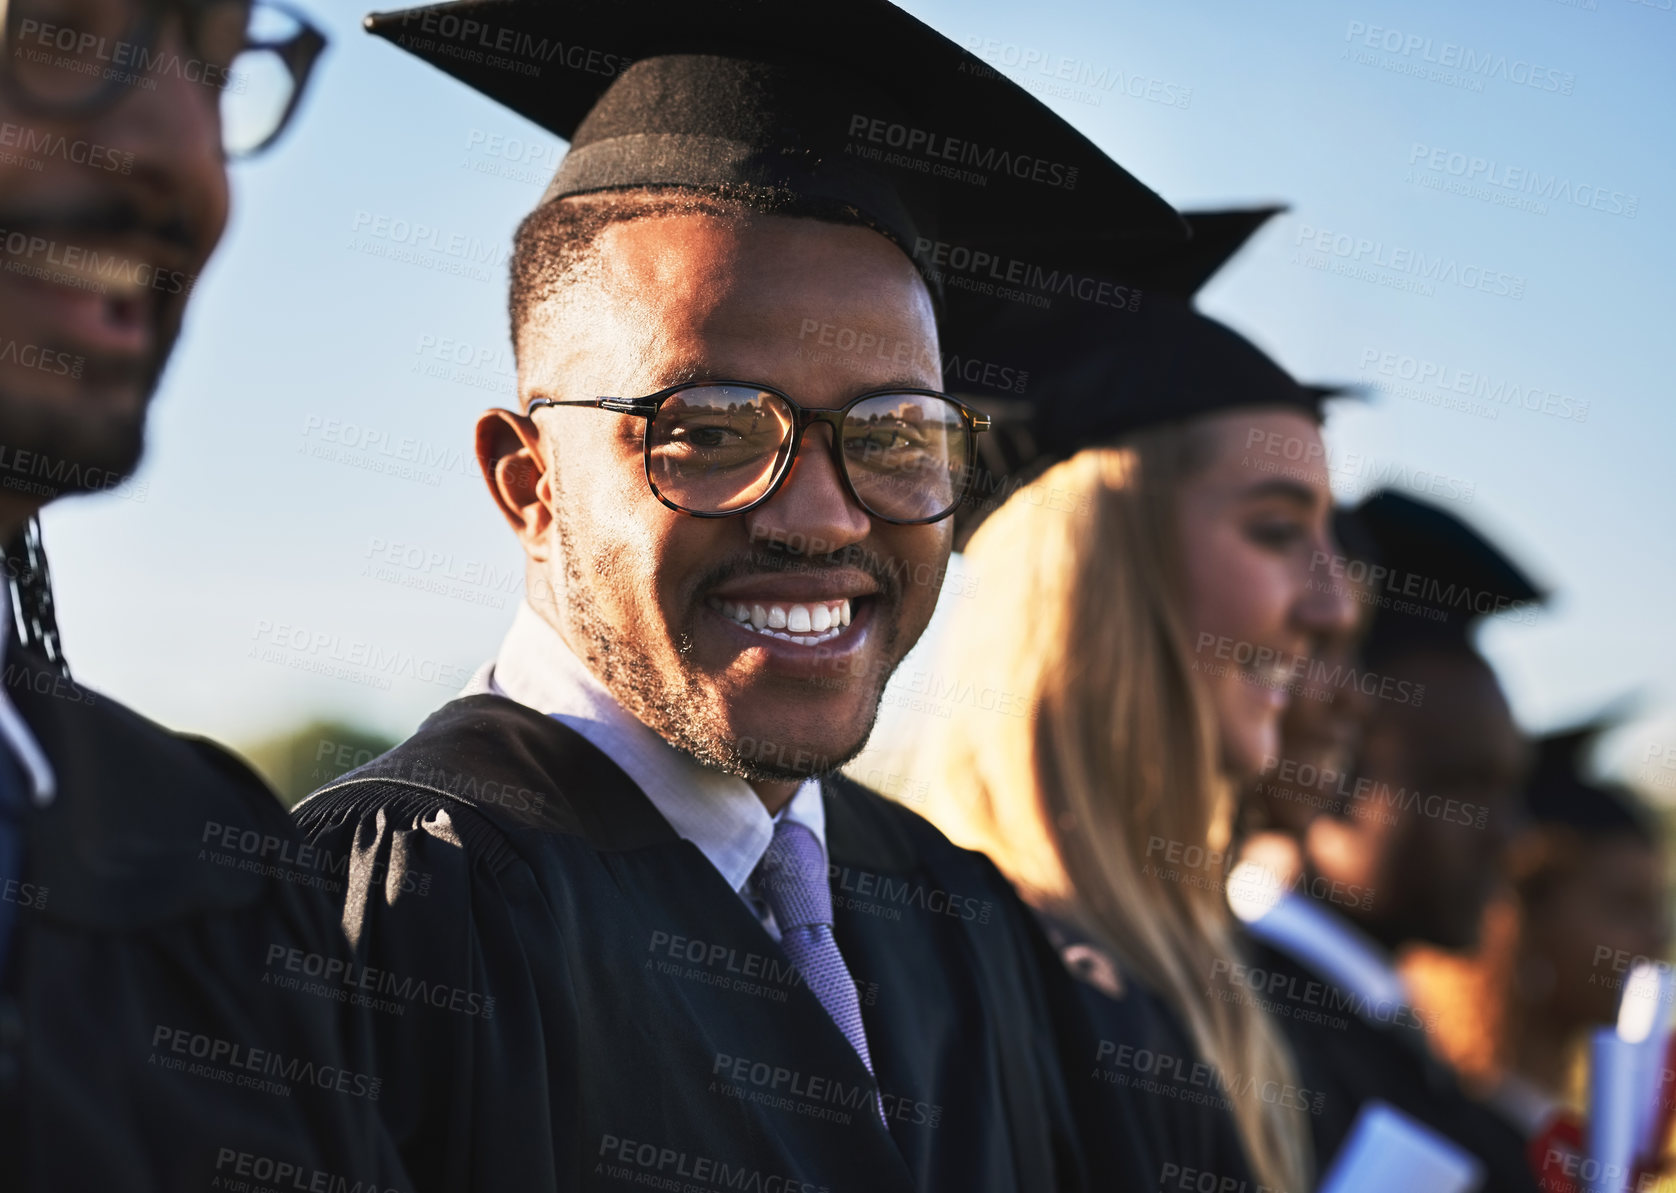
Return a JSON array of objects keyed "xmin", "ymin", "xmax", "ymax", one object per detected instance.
[
  {"xmin": 49, "ymin": 254, "xmax": 151, "ymax": 299},
  {"xmin": 1241, "ymin": 659, "xmax": 1292, "ymax": 688},
  {"xmin": 707, "ymin": 597, "xmax": 859, "ymax": 647}
]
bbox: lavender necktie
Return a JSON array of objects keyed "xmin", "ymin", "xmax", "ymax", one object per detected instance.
[{"xmin": 755, "ymin": 819, "xmax": 887, "ymax": 1126}]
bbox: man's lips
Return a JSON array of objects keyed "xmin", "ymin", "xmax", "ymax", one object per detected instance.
[
  {"xmin": 699, "ymin": 569, "xmax": 884, "ymax": 650},
  {"xmin": 706, "ymin": 569, "xmax": 880, "ymax": 604},
  {"xmin": 4, "ymin": 279, "xmax": 149, "ymax": 359},
  {"xmin": 0, "ymin": 231, "xmax": 186, "ymax": 359}
]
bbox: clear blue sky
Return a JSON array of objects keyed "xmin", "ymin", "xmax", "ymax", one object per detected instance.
[{"xmin": 41, "ymin": 0, "xmax": 1676, "ymax": 796}]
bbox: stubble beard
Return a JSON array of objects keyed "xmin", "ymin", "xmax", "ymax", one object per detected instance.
[
  {"xmin": 0, "ymin": 331, "xmax": 166, "ymax": 505},
  {"xmin": 549, "ymin": 491, "xmax": 890, "ymax": 783}
]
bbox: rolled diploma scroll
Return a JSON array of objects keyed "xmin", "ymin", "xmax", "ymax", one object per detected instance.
[
  {"xmin": 1619, "ymin": 963, "xmax": 1676, "ymax": 1166},
  {"xmin": 1315, "ymin": 1100, "xmax": 1484, "ymax": 1193},
  {"xmin": 1590, "ymin": 1027, "xmax": 1641, "ymax": 1193}
]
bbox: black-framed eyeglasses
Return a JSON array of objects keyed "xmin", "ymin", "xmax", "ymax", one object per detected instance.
[
  {"xmin": 529, "ymin": 381, "xmax": 993, "ymax": 525},
  {"xmin": 2, "ymin": 0, "xmax": 327, "ymax": 158}
]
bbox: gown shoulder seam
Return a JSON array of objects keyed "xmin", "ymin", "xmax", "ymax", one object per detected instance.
[
  {"xmin": 298, "ymin": 777, "xmax": 528, "ymax": 873},
  {"xmin": 311, "ymin": 775, "xmax": 491, "ymax": 809}
]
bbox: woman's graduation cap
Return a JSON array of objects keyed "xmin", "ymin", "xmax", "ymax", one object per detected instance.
[
  {"xmin": 947, "ymin": 207, "xmax": 1352, "ymax": 542},
  {"xmin": 362, "ymin": 0, "xmax": 1185, "ymax": 274}
]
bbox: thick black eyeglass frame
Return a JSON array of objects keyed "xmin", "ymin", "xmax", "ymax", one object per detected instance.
[
  {"xmin": 0, "ymin": 0, "xmax": 327, "ymax": 159},
  {"xmin": 527, "ymin": 381, "xmax": 993, "ymax": 525}
]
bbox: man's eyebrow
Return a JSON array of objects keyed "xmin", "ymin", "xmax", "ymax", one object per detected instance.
[
  {"xmin": 641, "ymin": 362, "xmax": 714, "ymax": 390},
  {"xmin": 636, "ymin": 369, "xmax": 944, "ymax": 397},
  {"xmin": 866, "ymin": 378, "xmax": 943, "ymax": 393}
]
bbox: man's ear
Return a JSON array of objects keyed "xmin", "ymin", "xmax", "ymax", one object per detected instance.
[{"xmin": 477, "ymin": 408, "xmax": 553, "ymax": 562}]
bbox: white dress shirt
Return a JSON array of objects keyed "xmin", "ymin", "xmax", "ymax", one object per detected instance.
[
  {"xmin": 462, "ymin": 601, "xmax": 825, "ymax": 939},
  {"xmin": 1236, "ymin": 889, "xmax": 1412, "ymax": 1018},
  {"xmin": 0, "ymin": 583, "xmax": 57, "ymax": 807}
]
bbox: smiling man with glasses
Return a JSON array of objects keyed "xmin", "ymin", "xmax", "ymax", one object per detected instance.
[
  {"xmin": 0, "ymin": 2, "xmax": 407, "ymax": 1186},
  {"xmin": 291, "ymin": 1, "xmax": 1187, "ymax": 1190}
]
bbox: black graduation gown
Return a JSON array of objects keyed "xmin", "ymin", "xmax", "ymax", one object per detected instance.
[
  {"xmin": 1039, "ymin": 916, "xmax": 1260, "ymax": 1193},
  {"xmin": 1245, "ymin": 937, "xmax": 1540, "ymax": 1193},
  {"xmin": 290, "ymin": 693, "xmax": 1112, "ymax": 1193},
  {"xmin": 2, "ymin": 645, "xmax": 408, "ymax": 1191}
]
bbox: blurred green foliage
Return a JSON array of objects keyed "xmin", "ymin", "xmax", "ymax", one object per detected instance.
[{"xmin": 239, "ymin": 719, "xmax": 397, "ymax": 809}]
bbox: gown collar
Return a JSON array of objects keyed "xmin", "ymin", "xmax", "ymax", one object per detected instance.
[{"xmin": 463, "ymin": 601, "xmax": 824, "ymax": 893}]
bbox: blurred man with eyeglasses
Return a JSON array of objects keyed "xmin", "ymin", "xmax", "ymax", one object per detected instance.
[{"xmin": 0, "ymin": 2, "xmax": 407, "ymax": 1187}]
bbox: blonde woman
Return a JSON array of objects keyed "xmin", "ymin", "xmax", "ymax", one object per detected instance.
[{"xmin": 918, "ymin": 255, "xmax": 1356, "ymax": 1192}]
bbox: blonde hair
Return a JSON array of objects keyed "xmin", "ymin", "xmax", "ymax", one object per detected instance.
[{"xmin": 918, "ymin": 431, "xmax": 1313, "ymax": 1192}]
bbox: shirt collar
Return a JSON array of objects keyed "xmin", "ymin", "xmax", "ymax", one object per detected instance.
[
  {"xmin": 1237, "ymin": 889, "xmax": 1410, "ymax": 1012},
  {"xmin": 464, "ymin": 601, "xmax": 825, "ymax": 891},
  {"xmin": 0, "ymin": 583, "xmax": 56, "ymax": 807}
]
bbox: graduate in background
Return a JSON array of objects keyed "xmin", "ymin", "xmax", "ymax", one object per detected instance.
[
  {"xmin": 0, "ymin": 1, "xmax": 407, "ymax": 1186},
  {"xmin": 1403, "ymin": 719, "xmax": 1668, "ymax": 1162},
  {"xmin": 292, "ymin": 2, "xmax": 1187, "ymax": 1190},
  {"xmin": 916, "ymin": 209, "xmax": 1355, "ymax": 1193},
  {"xmin": 1234, "ymin": 489, "xmax": 1547, "ymax": 1193}
]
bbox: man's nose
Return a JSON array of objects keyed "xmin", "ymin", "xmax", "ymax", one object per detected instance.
[
  {"xmin": 91, "ymin": 16, "xmax": 229, "ymax": 252},
  {"xmin": 742, "ymin": 424, "xmax": 871, "ymax": 557}
]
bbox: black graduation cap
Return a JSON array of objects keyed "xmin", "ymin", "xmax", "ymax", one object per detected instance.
[
  {"xmin": 362, "ymin": 0, "xmax": 1185, "ymax": 274},
  {"xmin": 1330, "ymin": 504, "xmax": 1380, "ymax": 572},
  {"xmin": 1352, "ymin": 489, "xmax": 1547, "ymax": 650},
  {"xmin": 1114, "ymin": 205, "xmax": 1288, "ymax": 298},
  {"xmin": 1524, "ymin": 715, "xmax": 1657, "ymax": 841},
  {"xmin": 946, "ymin": 207, "xmax": 1352, "ymax": 541},
  {"xmin": 946, "ymin": 207, "xmax": 1342, "ymax": 437}
]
